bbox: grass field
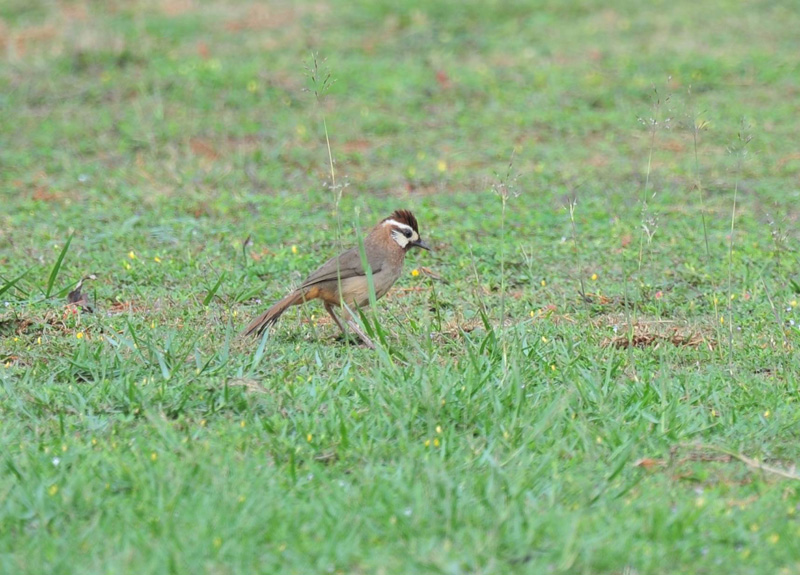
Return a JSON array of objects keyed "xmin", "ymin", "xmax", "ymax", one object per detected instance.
[{"xmin": 2, "ymin": 0, "xmax": 800, "ymax": 573}]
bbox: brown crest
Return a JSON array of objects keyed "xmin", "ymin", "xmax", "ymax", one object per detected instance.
[{"xmin": 384, "ymin": 209, "xmax": 419, "ymax": 233}]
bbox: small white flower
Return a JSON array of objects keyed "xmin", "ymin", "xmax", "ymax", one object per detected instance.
[
  {"xmin": 52, "ymin": 457, "xmax": 60, "ymax": 466},
  {"xmin": 78, "ymin": 174, "xmax": 89, "ymax": 183}
]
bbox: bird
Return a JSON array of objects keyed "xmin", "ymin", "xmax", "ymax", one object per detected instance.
[{"xmin": 242, "ymin": 209, "xmax": 431, "ymax": 348}]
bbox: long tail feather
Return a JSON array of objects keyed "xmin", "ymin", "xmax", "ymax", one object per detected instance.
[{"xmin": 241, "ymin": 291, "xmax": 305, "ymax": 337}]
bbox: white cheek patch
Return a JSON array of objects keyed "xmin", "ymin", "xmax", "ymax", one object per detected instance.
[{"xmin": 391, "ymin": 230, "xmax": 410, "ymax": 248}]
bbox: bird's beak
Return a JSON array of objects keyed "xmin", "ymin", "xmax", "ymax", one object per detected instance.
[{"xmin": 411, "ymin": 239, "xmax": 432, "ymax": 251}]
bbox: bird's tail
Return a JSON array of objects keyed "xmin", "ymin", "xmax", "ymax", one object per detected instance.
[{"xmin": 241, "ymin": 290, "xmax": 306, "ymax": 337}]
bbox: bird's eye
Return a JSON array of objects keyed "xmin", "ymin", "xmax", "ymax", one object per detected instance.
[{"xmin": 403, "ymin": 229, "xmax": 412, "ymax": 238}]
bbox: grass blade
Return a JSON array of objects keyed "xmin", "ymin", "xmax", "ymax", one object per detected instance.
[
  {"xmin": 0, "ymin": 270, "xmax": 30, "ymax": 299},
  {"xmin": 248, "ymin": 329, "xmax": 269, "ymax": 372},
  {"xmin": 46, "ymin": 234, "xmax": 74, "ymax": 298},
  {"xmin": 203, "ymin": 272, "xmax": 226, "ymax": 306}
]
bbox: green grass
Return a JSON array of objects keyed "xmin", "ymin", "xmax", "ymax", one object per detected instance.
[{"xmin": 2, "ymin": 0, "xmax": 800, "ymax": 573}]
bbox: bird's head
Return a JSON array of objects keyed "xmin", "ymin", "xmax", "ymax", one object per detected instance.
[{"xmin": 382, "ymin": 209, "xmax": 431, "ymax": 252}]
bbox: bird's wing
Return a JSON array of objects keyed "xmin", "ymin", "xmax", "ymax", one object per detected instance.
[{"xmin": 300, "ymin": 247, "xmax": 383, "ymax": 289}]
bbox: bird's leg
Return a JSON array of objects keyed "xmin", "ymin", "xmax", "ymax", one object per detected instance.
[
  {"xmin": 324, "ymin": 301, "xmax": 348, "ymax": 335},
  {"xmin": 325, "ymin": 302, "xmax": 375, "ymax": 349}
]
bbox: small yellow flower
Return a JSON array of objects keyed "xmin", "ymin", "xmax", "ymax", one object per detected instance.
[
  {"xmin": 596, "ymin": 436, "xmax": 603, "ymax": 444},
  {"xmin": 433, "ymin": 438, "xmax": 440, "ymax": 447},
  {"xmin": 503, "ymin": 431, "xmax": 510, "ymax": 439},
  {"xmin": 238, "ymin": 495, "xmax": 246, "ymax": 503},
  {"xmin": 695, "ymin": 497, "xmax": 705, "ymax": 508},
  {"xmin": 541, "ymin": 336, "xmax": 548, "ymax": 343},
  {"xmin": 541, "ymin": 279, "xmax": 546, "ymax": 287},
  {"xmin": 768, "ymin": 533, "xmax": 779, "ymax": 544},
  {"xmin": 437, "ymin": 160, "xmax": 447, "ymax": 172},
  {"xmin": 411, "ymin": 269, "xmax": 419, "ymax": 277},
  {"xmin": 529, "ymin": 311, "xmax": 535, "ymax": 318},
  {"xmin": 48, "ymin": 485, "xmax": 58, "ymax": 496},
  {"xmin": 91, "ymin": 438, "xmax": 97, "ymax": 446},
  {"xmin": 435, "ymin": 425, "xmax": 442, "ymax": 434},
  {"xmin": 720, "ymin": 316, "xmax": 725, "ymax": 324},
  {"xmin": 200, "ymin": 419, "xmax": 207, "ymax": 427},
  {"xmin": 37, "ymin": 337, "xmax": 41, "ymax": 345},
  {"xmin": 764, "ymin": 410, "xmax": 770, "ymax": 417},
  {"xmin": 154, "ymin": 256, "xmax": 161, "ymax": 263},
  {"xmin": 291, "ymin": 245, "xmax": 298, "ymax": 255},
  {"xmin": 124, "ymin": 262, "xmax": 131, "ymax": 270},
  {"xmin": 213, "ymin": 537, "xmax": 223, "ymax": 548},
  {"xmin": 591, "ymin": 273, "xmax": 598, "ymax": 281},
  {"xmin": 550, "ymin": 364, "xmax": 556, "ymax": 371},
  {"xmin": 61, "ymin": 444, "xmax": 67, "ymax": 452},
  {"xmin": 306, "ymin": 433, "xmax": 312, "ymax": 442},
  {"xmin": 730, "ymin": 294, "xmax": 736, "ymax": 300},
  {"xmin": 750, "ymin": 523, "xmax": 759, "ymax": 532},
  {"xmin": 76, "ymin": 332, "xmax": 83, "ymax": 339},
  {"xmin": 424, "ymin": 439, "xmax": 431, "ymax": 447},
  {"xmin": 150, "ymin": 452, "xmax": 157, "ymax": 461},
  {"xmin": 791, "ymin": 300, "xmax": 797, "ymax": 308},
  {"xmin": 247, "ymin": 80, "xmax": 258, "ymax": 93},
  {"xmin": 711, "ymin": 409, "xmax": 717, "ymax": 417},
  {"xmin": 128, "ymin": 251, "xmax": 136, "ymax": 260}
]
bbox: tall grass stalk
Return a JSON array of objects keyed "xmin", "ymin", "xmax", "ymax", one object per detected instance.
[
  {"xmin": 637, "ymin": 86, "xmax": 666, "ymax": 272},
  {"xmin": 727, "ymin": 121, "xmax": 752, "ymax": 365},
  {"xmin": 688, "ymin": 87, "xmax": 711, "ymax": 259},
  {"xmin": 686, "ymin": 89, "xmax": 722, "ymax": 355},
  {"xmin": 567, "ymin": 196, "xmax": 587, "ymax": 302},
  {"xmin": 492, "ymin": 151, "xmax": 518, "ymax": 366},
  {"xmin": 306, "ymin": 52, "xmax": 340, "ymax": 231}
]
